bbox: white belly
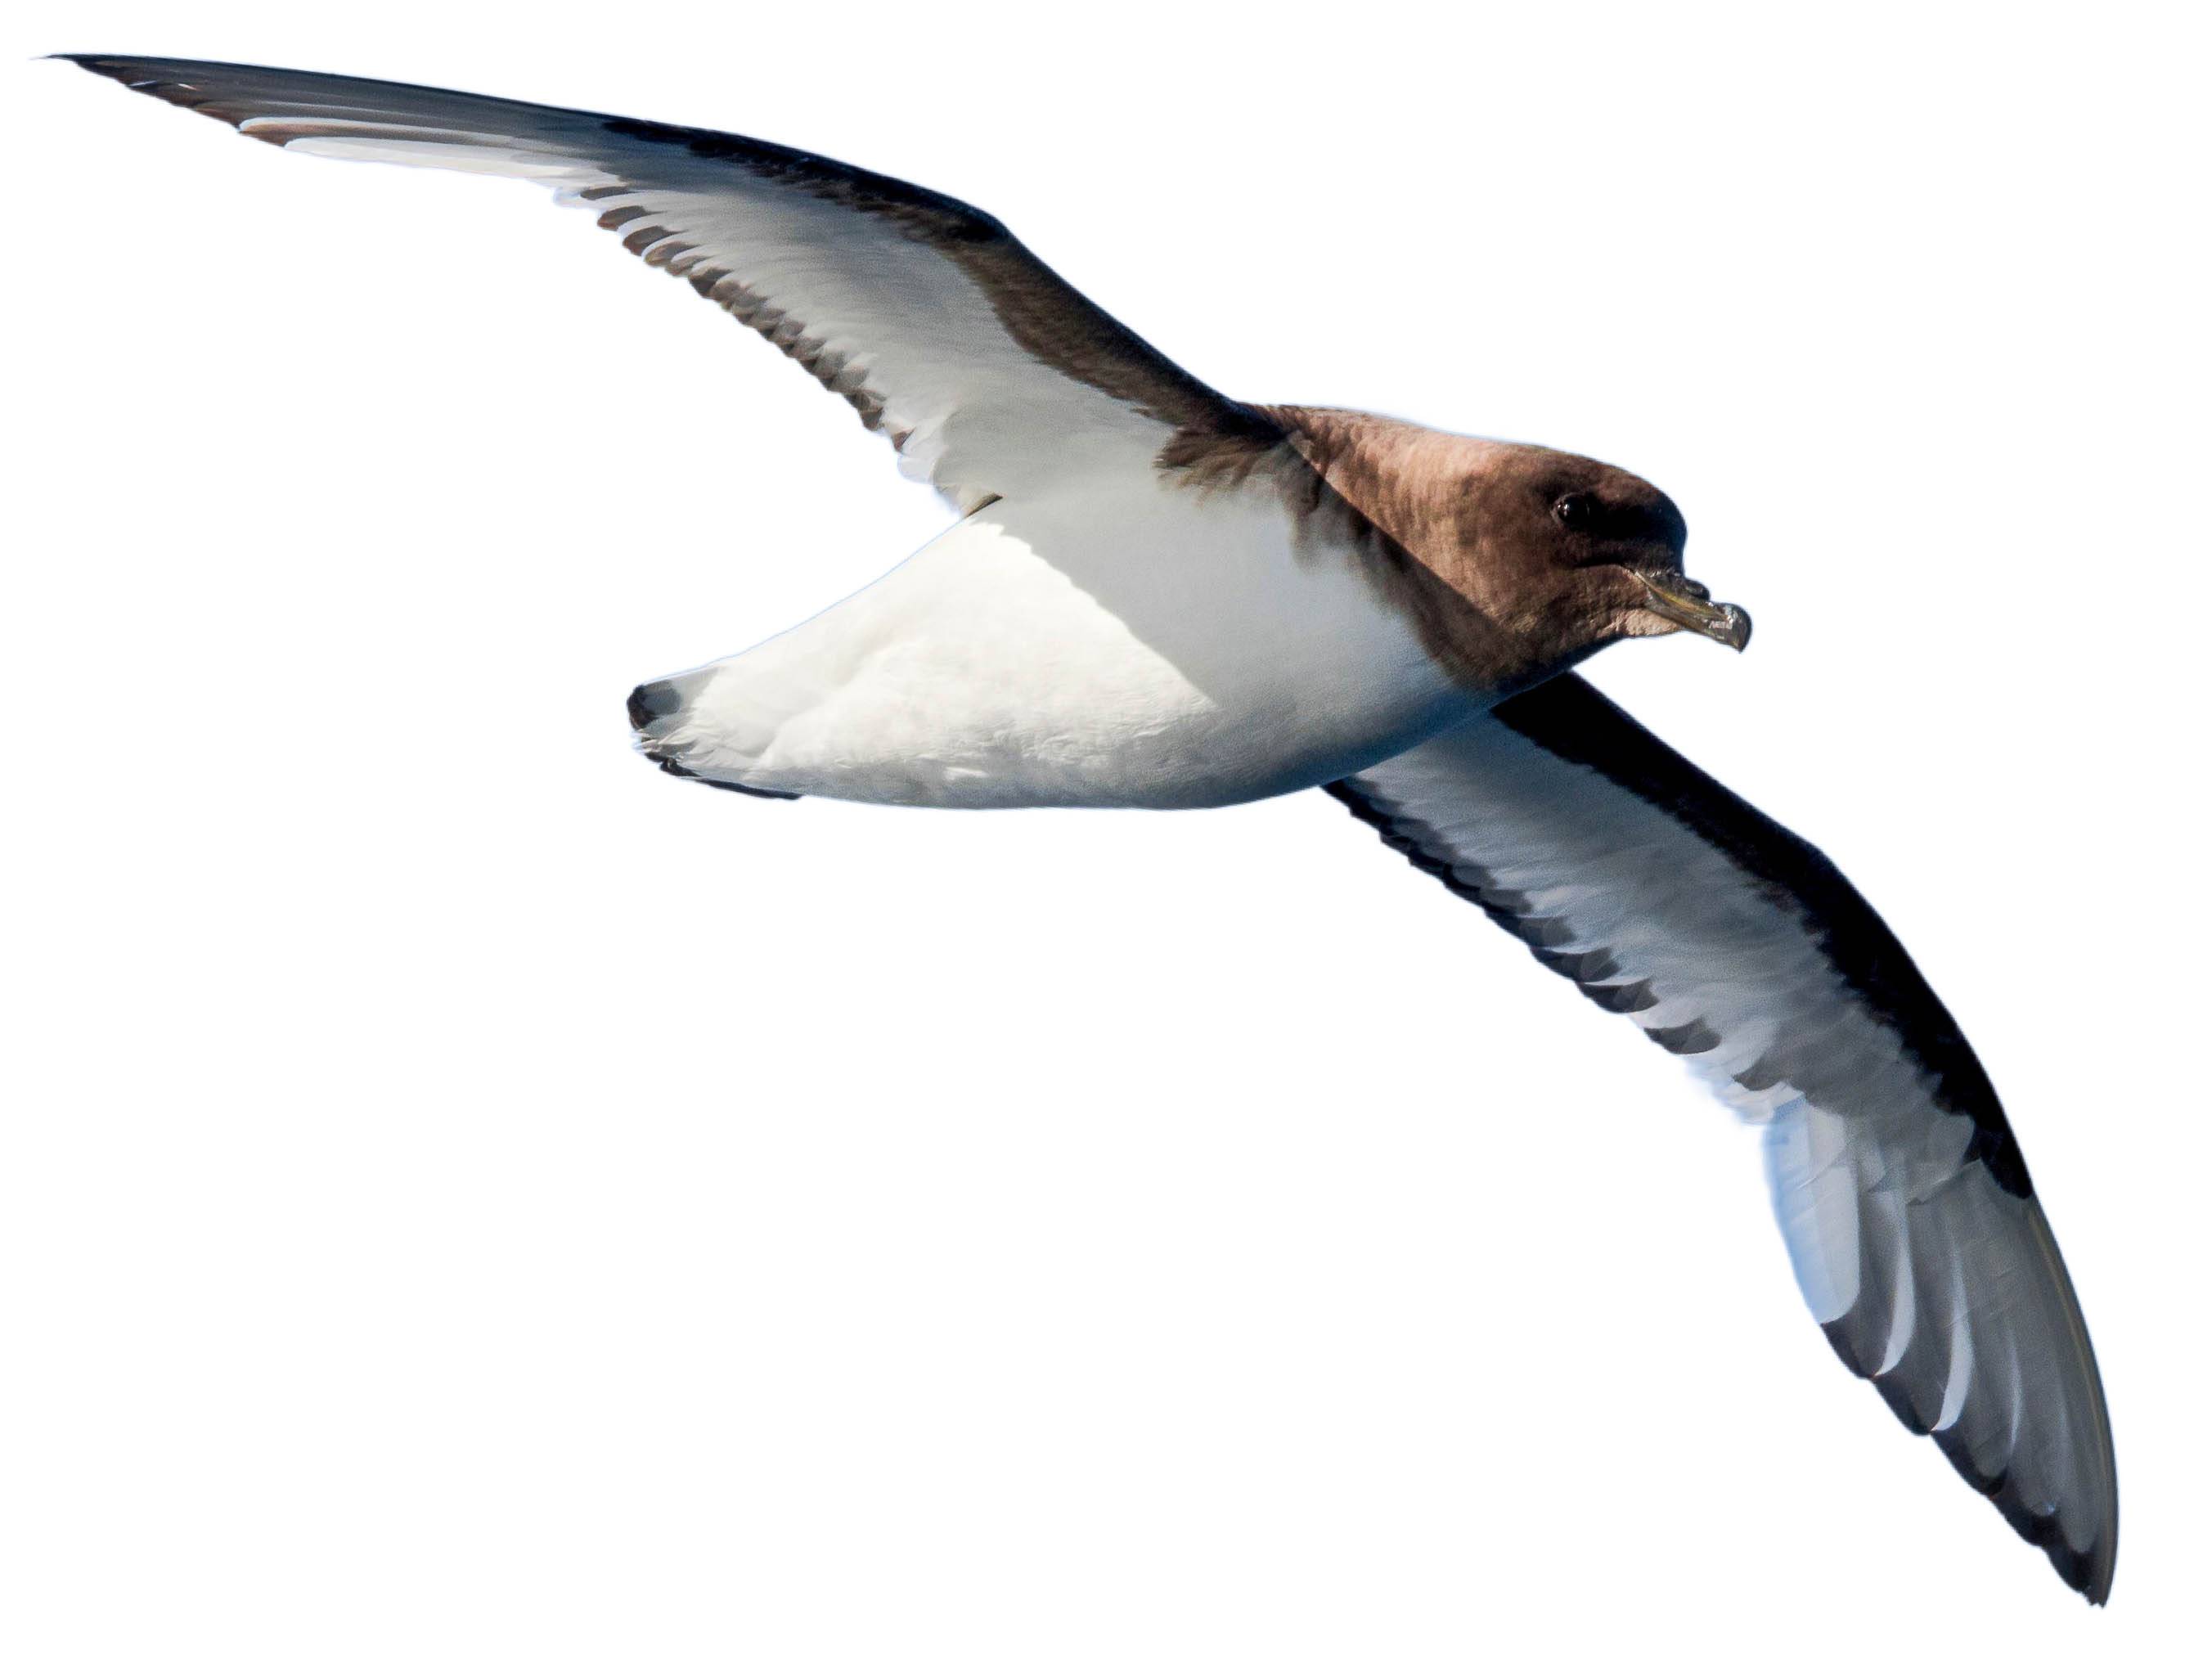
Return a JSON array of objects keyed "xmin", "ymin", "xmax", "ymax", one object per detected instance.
[{"xmin": 635, "ymin": 480, "xmax": 1481, "ymax": 807}]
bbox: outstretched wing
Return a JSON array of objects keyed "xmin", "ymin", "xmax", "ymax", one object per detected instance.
[
  {"xmin": 61, "ymin": 54, "xmax": 1279, "ymax": 511},
  {"xmin": 1330, "ymin": 672, "xmax": 2117, "ymax": 1602}
]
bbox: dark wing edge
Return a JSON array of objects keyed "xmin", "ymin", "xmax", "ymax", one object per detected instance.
[
  {"xmin": 1329, "ymin": 672, "xmax": 2118, "ymax": 1601},
  {"xmin": 56, "ymin": 54, "xmax": 1279, "ymax": 505}
]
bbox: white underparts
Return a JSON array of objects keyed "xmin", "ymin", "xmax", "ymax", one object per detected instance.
[{"xmin": 632, "ymin": 480, "xmax": 1479, "ymax": 807}]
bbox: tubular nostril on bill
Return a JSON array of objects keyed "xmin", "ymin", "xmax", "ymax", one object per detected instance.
[{"xmin": 627, "ymin": 680, "xmax": 685, "ymax": 732}]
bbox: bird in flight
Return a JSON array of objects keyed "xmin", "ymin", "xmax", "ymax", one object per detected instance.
[{"xmin": 61, "ymin": 53, "xmax": 2116, "ymax": 1603}]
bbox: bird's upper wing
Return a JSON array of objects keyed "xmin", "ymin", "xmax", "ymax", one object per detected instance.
[
  {"xmin": 1330, "ymin": 672, "xmax": 2117, "ymax": 1601},
  {"xmin": 61, "ymin": 54, "xmax": 1279, "ymax": 511}
]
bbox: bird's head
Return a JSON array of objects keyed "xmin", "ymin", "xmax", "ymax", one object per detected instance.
[
  {"xmin": 1270, "ymin": 410, "xmax": 1749, "ymax": 695},
  {"xmin": 1452, "ymin": 443, "xmax": 1751, "ymax": 671}
]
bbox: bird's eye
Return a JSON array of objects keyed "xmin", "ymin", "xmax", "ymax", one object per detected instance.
[{"xmin": 1553, "ymin": 492, "xmax": 1601, "ymax": 529}]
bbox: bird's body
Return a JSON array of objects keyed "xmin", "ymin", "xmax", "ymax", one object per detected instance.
[
  {"xmin": 60, "ymin": 52, "xmax": 2118, "ymax": 1604},
  {"xmin": 634, "ymin": 464, "xmax": 1474, "ymax": 807},
  {"xmin": 636, "ymin": 404, "xmax": 1717, "ymax": 807}
]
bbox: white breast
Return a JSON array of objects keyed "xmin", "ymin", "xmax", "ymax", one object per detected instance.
[{"xmin": 635, "ymin": 478, "xmax": 1481, "ymax": 807}]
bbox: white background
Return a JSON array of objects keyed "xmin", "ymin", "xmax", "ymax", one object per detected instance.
[{"xmin": 3, "ymin": 3, "xmax": 2205, "ymax": 1652}]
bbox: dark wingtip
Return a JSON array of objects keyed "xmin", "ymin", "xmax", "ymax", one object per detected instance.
[
  {"xmin": 52, "ymin": 54, "xmax": 215, "ymax": 115},
  {"xmin": 1817, "ymin": 1320, "xmax": 2115, "ymax": 1603},
  {"xmin": 52, "ymin": 53, "xmax": 136, "ymax": 76},
  {"xmin": 1929, "ymin": 1421, "xmax": 2117, "ymax": 1605},
  {"xmin": 2037, "ymin": 1521, "xmax": 2115, "ymax": 1606}
]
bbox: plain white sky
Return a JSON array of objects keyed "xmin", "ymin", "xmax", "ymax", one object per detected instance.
[{"xmin": 3, "ymin": 2, "xmax": 2205, "ymax": 1653}]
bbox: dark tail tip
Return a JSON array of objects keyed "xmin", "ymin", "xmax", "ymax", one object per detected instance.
[{"xmin": 627, "ymin": 680, "xmax": 683, "ymax": 733}]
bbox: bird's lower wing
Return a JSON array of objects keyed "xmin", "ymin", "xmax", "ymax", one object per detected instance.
[
  {"xmin": 1330, "ymin": 672, "xmax": 2117, "ymax": 1601},
  {"xmin": 61, "ymin": 54, "xmax": 1279, "ymax": 512}
]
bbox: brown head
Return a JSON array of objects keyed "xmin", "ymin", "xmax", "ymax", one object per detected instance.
[{"xmin": 1267, "ymin": 407, "xmax": 1749, "ymax": 692}]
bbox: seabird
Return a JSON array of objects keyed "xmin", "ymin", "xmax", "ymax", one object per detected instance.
[{"xmin": 59, "ymin": 54, "xmax": 2117, "ymax": 1603}]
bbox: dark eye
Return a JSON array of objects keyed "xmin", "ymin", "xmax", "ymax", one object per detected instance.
[{"xmin": 1553, "ymin": 492, "xmax": 1602, "ymax": 530}]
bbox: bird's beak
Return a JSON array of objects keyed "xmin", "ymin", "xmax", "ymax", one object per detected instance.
[{"xmin": 1637, "ymin": 571, "xmax": 1752, "ymax": 652}]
